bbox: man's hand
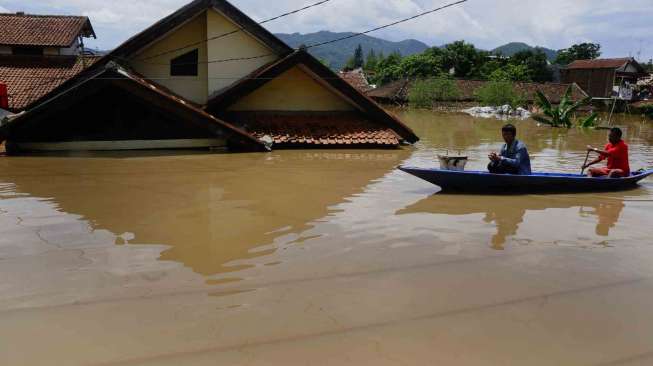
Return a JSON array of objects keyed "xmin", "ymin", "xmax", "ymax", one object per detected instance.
[
  {"xmin": 587, "ymin": 145, "xmax": 598, "ymax": 152},
  {"xmin": 488, "ymin": 152, "xmax": 501, "ymax": 162}
]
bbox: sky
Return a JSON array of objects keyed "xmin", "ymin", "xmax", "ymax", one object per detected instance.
[{"xmin": 1, "ymin": 0, "xmax": 652, "ymax": 61}]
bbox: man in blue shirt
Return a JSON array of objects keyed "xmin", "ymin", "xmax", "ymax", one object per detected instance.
[{"xmin": 487, "ymin": 124, "xmax": 532, "ymax": 175}]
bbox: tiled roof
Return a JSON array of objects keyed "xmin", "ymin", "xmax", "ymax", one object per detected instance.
[
  {"xmin": 0, "ymin": 55, "xmax": 100, "ymax": 111},
  {"xmin": 207, "ymin": 51, "xmax": 419, "ymax": 144},
  {"xmin": 367, "ymin": 79, "xmax": 589, "ymax": 104},
  {"xmin": 338, "ymin": 69, "xmax": 373, "ymax": 93},
  {"xmin": 566, "ymin": 58, "xmax": 632, "ymax": 70},
  {"xmin": 0, "ymin": 63, "xmax": 268, "ymax": 151},
  {"xmin": 0, "ymin": 13, "xmax": 95, "ymax": 47},
  {"xmin": 230, "ymin": 113, "xmax": 400, "ymax": 147}
]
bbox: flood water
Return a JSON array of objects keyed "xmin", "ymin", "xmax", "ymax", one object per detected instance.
[{"xmin": 1, "ymin": 111, "xmax": 652, "ymax": 365}]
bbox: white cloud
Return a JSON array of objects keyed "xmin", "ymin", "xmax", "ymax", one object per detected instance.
[
  {"xmin": 3, "ymin": 0, "xmax": 652, "ymax": 59},
  {"xmin": 0, "ymin": 5, "xmax": 11, "ymax": 12}
]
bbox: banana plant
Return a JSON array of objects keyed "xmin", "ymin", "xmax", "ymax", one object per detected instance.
[{"xmin": 533, "ymin": 86, "xmax": 597, "ymax": 128}]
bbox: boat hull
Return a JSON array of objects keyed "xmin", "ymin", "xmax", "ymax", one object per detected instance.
[{"xmin": 398, "ymin": 166, "xmax": 653, "ymax": 194}]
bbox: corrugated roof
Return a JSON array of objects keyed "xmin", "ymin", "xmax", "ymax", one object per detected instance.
[
  {"xmin": 566, "ymin": 58, "xmax": 632, "ymax": 70},
  {"xmin": 0, "ymin": 13, "xmax": 95, "ymax": 47},
  {"xmin": 0, "ymin": 55, "xmax": 100, "ymax": 111}
]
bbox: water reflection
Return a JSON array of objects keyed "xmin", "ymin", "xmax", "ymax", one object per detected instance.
[
  {"xmin": 396, "ymin": 192, "xmax": 640, "ymax": 249},
  {"xmin": 0, "ymin": 150, "xmax": 407, "ymax": 276}
]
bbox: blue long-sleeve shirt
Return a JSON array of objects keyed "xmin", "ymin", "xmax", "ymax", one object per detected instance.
[{"xmin": 499, "ymin": 140, "xmax": 532, "ymax": 175}]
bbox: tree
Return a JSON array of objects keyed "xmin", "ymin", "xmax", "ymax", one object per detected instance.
[
  {"xmin": 488, "ymin": 64, "xmax": 531, "ymax": 82},
  {"xmin": 532, "ymin": 86, "xmax": 597, "ymax": 128},
  {"xmin": 554, "ymin": 43, "xmax": 601, "ymax": 65},
  {"xmin": 345, "ymin": 44, "xmax": 364, "ymax": 70},
  {"xmin": 475, "ymin": 81, "xmax": 525, "ymax": 108},
  {"xmin": 365, "ymin": 49, "xmax": 378, "ymax": 71},
  {"xmin": 440, "ymin": 41, "xmax": 488, "ymax": 78},
  {"xmin": 408, "ymin": 77, "xmax": 460, "ymax": 108},
  {"xmin": 511, "ymin": 49, "xmax": 553, "ymax": 82},
  {"xmin": 372, "ymin": 52, "xmax": 403, "ymax": 84}
]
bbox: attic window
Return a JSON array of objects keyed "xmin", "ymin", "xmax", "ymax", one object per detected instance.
[
  {"xmin": 170, "ymin": 49, "xmax": 199, "ymax": 76},
  {"xmin": 12, "ymin": 46, "xmax": 44, "ymax": 56}
]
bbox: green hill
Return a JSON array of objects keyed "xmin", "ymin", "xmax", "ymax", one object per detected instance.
[
  {"xmin": 275, "ymin": 31, "xmax": 430, "ymax": 70},
  {"xmin": 492, "ymin": 42, "xmax": 558, "ymax": 61}
]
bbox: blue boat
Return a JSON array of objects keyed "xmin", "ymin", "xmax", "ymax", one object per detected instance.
[{"xmin": 398, "ymin": 166, "xmax": 653, "ymax": 193}]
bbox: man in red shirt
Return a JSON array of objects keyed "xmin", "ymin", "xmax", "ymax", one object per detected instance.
[{"xmin": 583, "ymin": 127, "xmax": 630, "ymax": 178}]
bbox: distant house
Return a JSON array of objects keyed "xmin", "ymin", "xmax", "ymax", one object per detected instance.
[
  {"xmin": 0, "ymin": 0, "xmax": 417, "ymax": 153},
  {"xmin": 367, "ymin": 78, "xmax": 589, "ymax": 105},
  {"xmin": 338, "ymin": 68, "xmax": 373, "ymax": 93},
  {"xmin": 561, "ymin": 58, "xmax": 648, "ymax": 99},
  {"xmin": 0, "ymin": 12, "xmax": 98, "ymax": 112}
]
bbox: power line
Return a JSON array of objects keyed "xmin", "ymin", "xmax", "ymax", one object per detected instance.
[
  {"xmin": 136, "ymin": 0, "xmax": 333, "ymax": 62},
  {"xmin": 304, "ymin": 0, "xmax": 468, "ymax": 49},
  {"xmin": 131, "ymin": 0, "xmax": 468, "ymax": 66}
]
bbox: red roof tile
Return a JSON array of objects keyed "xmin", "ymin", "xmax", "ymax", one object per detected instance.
[
  {"xmin": 338, "ymin": 69, "xmax": 373, "ymax": 93},
  {"xmin": 229, "ymin": 113, "xmax": 400, "ymax": 148},
  {"xmin": 0, "ymin": 55, "xmax": 100, "ymax": 111},
  {"xmin": 0, "ymin": 13, "xmax": 95, "ymax": 47},
  {"xmin": 566, "ymin": 58, "xmax": 632, "ymax": 70}
]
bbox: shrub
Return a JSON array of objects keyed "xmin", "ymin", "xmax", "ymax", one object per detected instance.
[
  {"xmin": 408, "ymin": 78, "xmax": 460, "ymax": 108},
  {"xmin": 474, "ymin": 81, "xmax": 525, "ymax": 108}
]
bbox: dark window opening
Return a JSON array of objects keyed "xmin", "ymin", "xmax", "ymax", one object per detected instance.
[
  {"xmin": 12, "ymin": 46, "xmax": 44, "ymax": 56},
  {"xmin": 170, "ymin": 49, "xmax": 199, "ymax": 76}
]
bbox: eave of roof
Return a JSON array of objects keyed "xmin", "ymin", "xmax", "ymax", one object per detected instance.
[
  {"xmin": 0, "ymin": 55, "xmax": 100, "ymax": 112},
  {"xmin": 566, "ymin": 58, "xmax": 633, "ymax": 70},
  {"xmin": 0, "ymin": 63, "xmax": 267, "ymax": 151},
  {"xmin": 205, "ymin": 50, "xmax": 419, "ymax": 144}
]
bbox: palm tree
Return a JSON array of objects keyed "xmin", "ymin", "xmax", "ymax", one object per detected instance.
[{"xmin": 533, "ymin": 86, "xmax": 597, "ymax": 128}]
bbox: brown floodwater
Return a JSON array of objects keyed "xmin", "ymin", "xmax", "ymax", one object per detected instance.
[{"xmin": 1, "ymin": 111, "xmax": 652, "ymax": 365}]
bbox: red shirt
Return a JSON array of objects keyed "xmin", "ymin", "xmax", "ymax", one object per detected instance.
[{"xmin": 600, "ymin": 140, "xmax": 630, "ymax": 175}]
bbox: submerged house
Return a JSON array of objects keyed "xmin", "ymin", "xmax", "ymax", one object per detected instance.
[
  {"xmin": 561, "ymin": 58, "xmax": 648, "ymax": 100},
  {"xmin": 0, "ymin": 12, "xmax": 98, "ymax": 112},
  {"xmin": 0, "ymin": 0, "xmax": 417, "ymax": 154}
]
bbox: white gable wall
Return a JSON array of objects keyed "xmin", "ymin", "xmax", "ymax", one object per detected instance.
[
  {"xmin": 129, "ymin": 12, "xmax": 209, "ymax": 104},
  {"xmin": 206, "ymin": 9, "xmax": 279, "ymax": 96}
]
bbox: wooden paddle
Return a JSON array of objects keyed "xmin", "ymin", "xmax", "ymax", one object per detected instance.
[{"xmin": 580, "ymin": 150, "xmax": 591, "ymax": 176}]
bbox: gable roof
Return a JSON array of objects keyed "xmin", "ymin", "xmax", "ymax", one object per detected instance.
[
  {"xmin": 109, "ymin": 0, "xmax": 293, "ymax": 60},
  {"xmin": 0, "ymin": 63, "xmax": 267, "ymax": 151},
  {"xmin": 0, "ymin": 55, "xmax": 100, "ymax": 112},
  {"xmin": 566, "ymin": 58, "xmax": 645, "ymax": 73},
  {"xmin": 0, "ymin": 13, "xmax": 95, "ymax": 47},
  {"xmin": 16, "ymin": 0, "xmax": 295, "ymax": 112},
  {"xmin": 206, "ymin": 50, "xmax": 419, "ymax": 143}
]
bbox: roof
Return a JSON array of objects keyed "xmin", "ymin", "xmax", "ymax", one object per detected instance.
[
  {"xmin": 18, "ymin": 0, "xmax": 295, "ymax": 111},
  {"xmin": 109, "ymin": 0, "xmax": 293, "ymax": 60},
  {"xmin": 0, "ymin": 13, "xmax": 95, "ymax": 47},
  {"xmin": 565, "ymin": 58, "xmax": 647, "ymax": 74},
  {"xmin": 0, "ymin": 55, "xmax": 100, "ymax": 111},
  {"xmin": 227, "ymin": 113, "xmax": 400, "ymax": 147},
  {"xmin": 368, "ymin": 78, "xmax": 589, "ymax": 104},
  {"xmin": 338, "ymin": 69, "xmax": 373, "ymax": 93},
  {"xmin": 206, "ymin": 50, "xmax": 419, "ymax": 144},
  {"xmin": 0, "ymin": 63, "xmax": 267, "ymax": 151}
]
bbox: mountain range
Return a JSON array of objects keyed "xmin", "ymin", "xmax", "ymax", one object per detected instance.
[
  {"xmin": 276, "ymin": 32, "xmax": 560, "ymax": 70},
  {"xmin": 491, "ymin": 42, "xmax": 558, "ymax": 61},
  {"xmin": 275, "ymin": 31, "xmax": 429, "ymax": 70}
]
